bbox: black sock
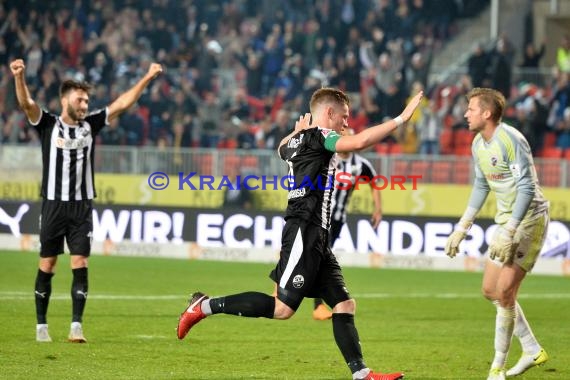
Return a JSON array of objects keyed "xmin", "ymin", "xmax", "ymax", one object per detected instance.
[
  {"xmin": 332, "ymin": 313, "xmax": 366, "ymax": 373},
  {"xmin": 35, "ymin": 269, "xmax": 54, "ymax": 324},
  {"xmin": 209, "ymin": 292, "xmax": 275, "ymax": 318},
  {"xmin": 71, "ymin": 267, "xmax": 88, "ymax": 323},
  {"xmin": 314, "ymin": 298, "xmax": 324, "ymax": 309}
]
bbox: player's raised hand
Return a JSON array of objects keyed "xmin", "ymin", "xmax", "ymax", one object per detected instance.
[
  {"xmin": 147, "ymin": 63, "xmax": 163, "ymax": 79},
  {"xmin": 9, "ymin": 59, "xmax": 25, "ymax": 77},
  {"xmin": 294, "ymin": 113, "xmax": 312, "ymax": 132},
  {"xmin": 400, "ymin": 90, "xmax": 424, "ymax": 123}
]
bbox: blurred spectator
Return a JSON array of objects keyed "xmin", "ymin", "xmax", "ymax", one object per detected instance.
[
  {"xmin": 547, "ymin": 72, "xmax": 570, "ymax": 131},
  {"xmin": 488, "ymin": 37, "xmax": 512, "ymax": 99},
  {"xmin": 1, "ymin": 0, "xmax": 479, "ymax": 152},
  {"xmin": 99, "ymin": 117, "xmax": 125, "ymax": 145},
  {"xmin": 512, "ymin": 85, "xmax": 549, "ymax": 154},
  {"xmin": 120, "ymin": 106, "xmax": 145, "ymax": 146},
  {"xmin": 235, "ymin": 118, "xmax": 257, "ymax": 150},
  {"xmin": 520, "ymin": 40, "xmax": 546, "ymax": 69},
  {"xmin": 198, "ymin": 91, "xmax": 224, "ymax": 148},
  {"xmin": 556, "ymin": 107, "xmax": 570, "ymax": 149},
  {"xmin": 467, "ymin": 43, "xmax": 489, "ymax": 88},
  {"xmin": 557, "ymin": 34, "xmax": 570, "ymax": 73},
  {"xmin": 417, "ymin": 96, "xmax": 448, "ymax": 155},
  {"xmin": 399, "ymin": 81, "xmax": 428, "ymax": 153},
  {"xmin": 223, "ymin": 174, "xmax": 253, "ymax": 210},
  {"xmin": 264, "ymin": 109, "xmax": 291, "ymax": 150}
]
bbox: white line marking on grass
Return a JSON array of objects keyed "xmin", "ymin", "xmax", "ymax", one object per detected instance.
[{"xmin": 2, "ymin": 291, "xmax": 570, "ymax": 300}]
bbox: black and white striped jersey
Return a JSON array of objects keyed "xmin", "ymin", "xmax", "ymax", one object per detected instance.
[
  {"xmin": 331, "ymin": 153, "xmax": 376, "ymax": 223},
  {"xmin": 279, "ymin": 127, "xmax": 341, "ymax": 230},
  {"xmin": 31, "ymin": 108, "xmax": 108, "ymax": 201}
]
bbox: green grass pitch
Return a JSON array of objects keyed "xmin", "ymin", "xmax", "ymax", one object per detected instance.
[{"xmin": 0, "ymin": 250, "xmax": 568, "ymax": 379}]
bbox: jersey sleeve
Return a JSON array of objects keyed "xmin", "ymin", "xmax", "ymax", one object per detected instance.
[
  {"xmin": 323, "ymin": 130, "xmax": 341, "ymax": 152},
  {"xmin": 86, "ymin": 108, "xmax": 109, "ymax": 135},
  {"xmin": 508, "ymin": 132, "xmax": 535, "ymax": 221},
  {"xmin": 30, "ymin": 109, "xmax": 56, "ymax": 136},
  {"xmin": 468, "ymin": 141, "xmax": 491, "ymax": 211}
]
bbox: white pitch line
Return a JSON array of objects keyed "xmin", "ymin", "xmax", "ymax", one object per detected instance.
[{"xmin": 1, "ymin": 291, "xmax": 570, "ymax": 300}]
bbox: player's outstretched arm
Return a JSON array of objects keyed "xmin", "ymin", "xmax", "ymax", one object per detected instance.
[
  {"xmin": 335, "ymin": 91, "xmax": 423, "ymax": 152},
  {"xmin": 9, "ymin": 59, "xmax": 40, "ymax": 123},
  {"xmin": 107, "ymin": 62, "xmax": 163, "ymax": 122}
]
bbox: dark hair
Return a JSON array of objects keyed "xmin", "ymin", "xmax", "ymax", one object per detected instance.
[
  {"xmin": 466, "ymin": 87, "xmax": 505, "ymax": 123},
  {"xmin": 59, "ymin": 80, "xmax": 92, "ymax": 98},
  {"xmin": 310, "ymin": 87, "xmax": 350, "ymax": 114}
]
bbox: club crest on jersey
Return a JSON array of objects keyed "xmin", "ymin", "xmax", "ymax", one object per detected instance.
[
  {"xmin": 510, "ymin": 163, "xmax": 522, "ymax": 178},
  {"xmin": 490, "ymin": 156, "xmax": 498, "ymax": 166},
  {"xmin": 287, "ymin": 134, "xmax": 304, "ymax": 148},
  {"xmin": 292, "ymin": 274, "xmax": 305, "ymax": 288}
]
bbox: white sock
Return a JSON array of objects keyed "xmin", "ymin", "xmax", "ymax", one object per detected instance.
[
  {"xmin": 514, "ymin": 301, "xmax": 541, "ymax": 355},
  {"xmin": 491, "ymin": 305, "xmax": 516, "ymax": 369},
  {"xmin": 36, "ymin": 323, "xmax": 48, "ymax": 330},
  {"xmin": 71, "ymin": 321, "xmax": 81, "ymax": 329},
  {"xmin": 201, "ymin": 299, "xmax": 212, "ymax": 315},
  {"xmin": 352, "ymin": 368, "xmax": 370, "ymax": 380}
]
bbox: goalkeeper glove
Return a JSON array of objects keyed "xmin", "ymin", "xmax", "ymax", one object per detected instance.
[
  {"xmin": 445, "ymin": 219, "xmax": 472, "ymax": 258},
  {"xmin": 488, "ymin": 223, "xmax": 518, "ymax": 263}
]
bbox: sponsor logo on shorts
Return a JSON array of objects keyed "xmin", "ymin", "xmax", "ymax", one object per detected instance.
[{"xmin": 292, "ymin": 274, "xmax": 304, "ymax": 288}]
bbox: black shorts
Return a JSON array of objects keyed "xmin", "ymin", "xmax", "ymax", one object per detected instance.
[
  {"xmin": 269, "ymin": 218, "xmax": 350, "ymax": 311},
  {"xmin": 39, "ymin": 199, "xmax": 93, "ymax": 258}
]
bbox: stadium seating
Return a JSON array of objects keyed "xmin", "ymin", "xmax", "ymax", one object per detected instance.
[
  {"xmin": 452, "ymin": 160, "xmax": 472, "ymax": 184},
  {"xmin": 391, "ymin": 160, "xmax": 409, "ymax": 176},
  {"xmin": 389, "ymin": 143, "xmax": 403, "ymax": 155},
  {"xmin": 410, "ymin": 161, "xmax": 431, "ymax": 178},
  {"xmin": 375, "ymin": 143, "xmax": 390, "ymax": 155},
  {"xmin": 536, "ymin": 161, "xmax": 561, "ymax": 187},
  {"xmin": 439, "ymin": 129, "xmax": 454, "ymax": 154},
  {"xmin": 542, "ymin": 132, "xmax": 557, "ymax": 148},
  {"xmin": 223, "ymin": 155, "xmax": 242, "ymax": 177},
  {"xmin": 453, "ymin": 146, "xmax": 473, "ymax": 156},
  {"xmin": 538, "ymin": 147, "xmax": 563, "ymax": 158},
  {"xmin": 431, "ymin": 161, "xmax": 453, "ymax": 183}
]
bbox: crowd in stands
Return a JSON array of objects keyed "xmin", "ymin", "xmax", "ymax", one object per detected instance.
[{"xmin": 1, "ymin": 0, "xmax": 569, "ymax": 158}]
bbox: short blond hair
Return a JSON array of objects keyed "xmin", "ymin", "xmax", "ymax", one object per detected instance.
[
  {"xmin": 466, "ymin": 87, "xmax": 505, "ymax": 123},
  {"xmin": 310, "ymin": 88, "xmax": 350, "ymax": 114}
]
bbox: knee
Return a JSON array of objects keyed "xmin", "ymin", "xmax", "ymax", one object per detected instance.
[
  {"xmin": 71, "ymin": 255, "xmax": 88, "ymax": 269},
  {"xmin": 273, "ymin": 299, "xmax": 295, "ymax": 320},
  {"xmin": 481, "ymin": 284, "xmax": 495, "ymax": 301},
  {"xmin": 332, "ymin": 298, "xmax": 356, "ymax": 314},
  {"xmin": 494, "ymin": 287, "xmax": 516, "ymax": 306}
]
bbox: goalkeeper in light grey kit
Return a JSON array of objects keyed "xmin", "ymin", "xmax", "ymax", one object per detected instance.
[{"xmin": 445, "ymin": 88, "xmax": 549, "ymax": 380}]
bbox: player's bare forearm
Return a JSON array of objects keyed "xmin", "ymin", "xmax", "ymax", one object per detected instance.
[
  {"xmin": 107, "ymin": 63, "xmax": 162, "ymax": 121},
  {"xmin": 336, "ymin": 120, "xmax": 399, "ymax": 152},
  {"xmin": 336, "ymin": 91, "xmax": 423, "ymax": 152},
  {"xmin": 10, "ymin": 60, "xmax": 40, "ymax": 122}
]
